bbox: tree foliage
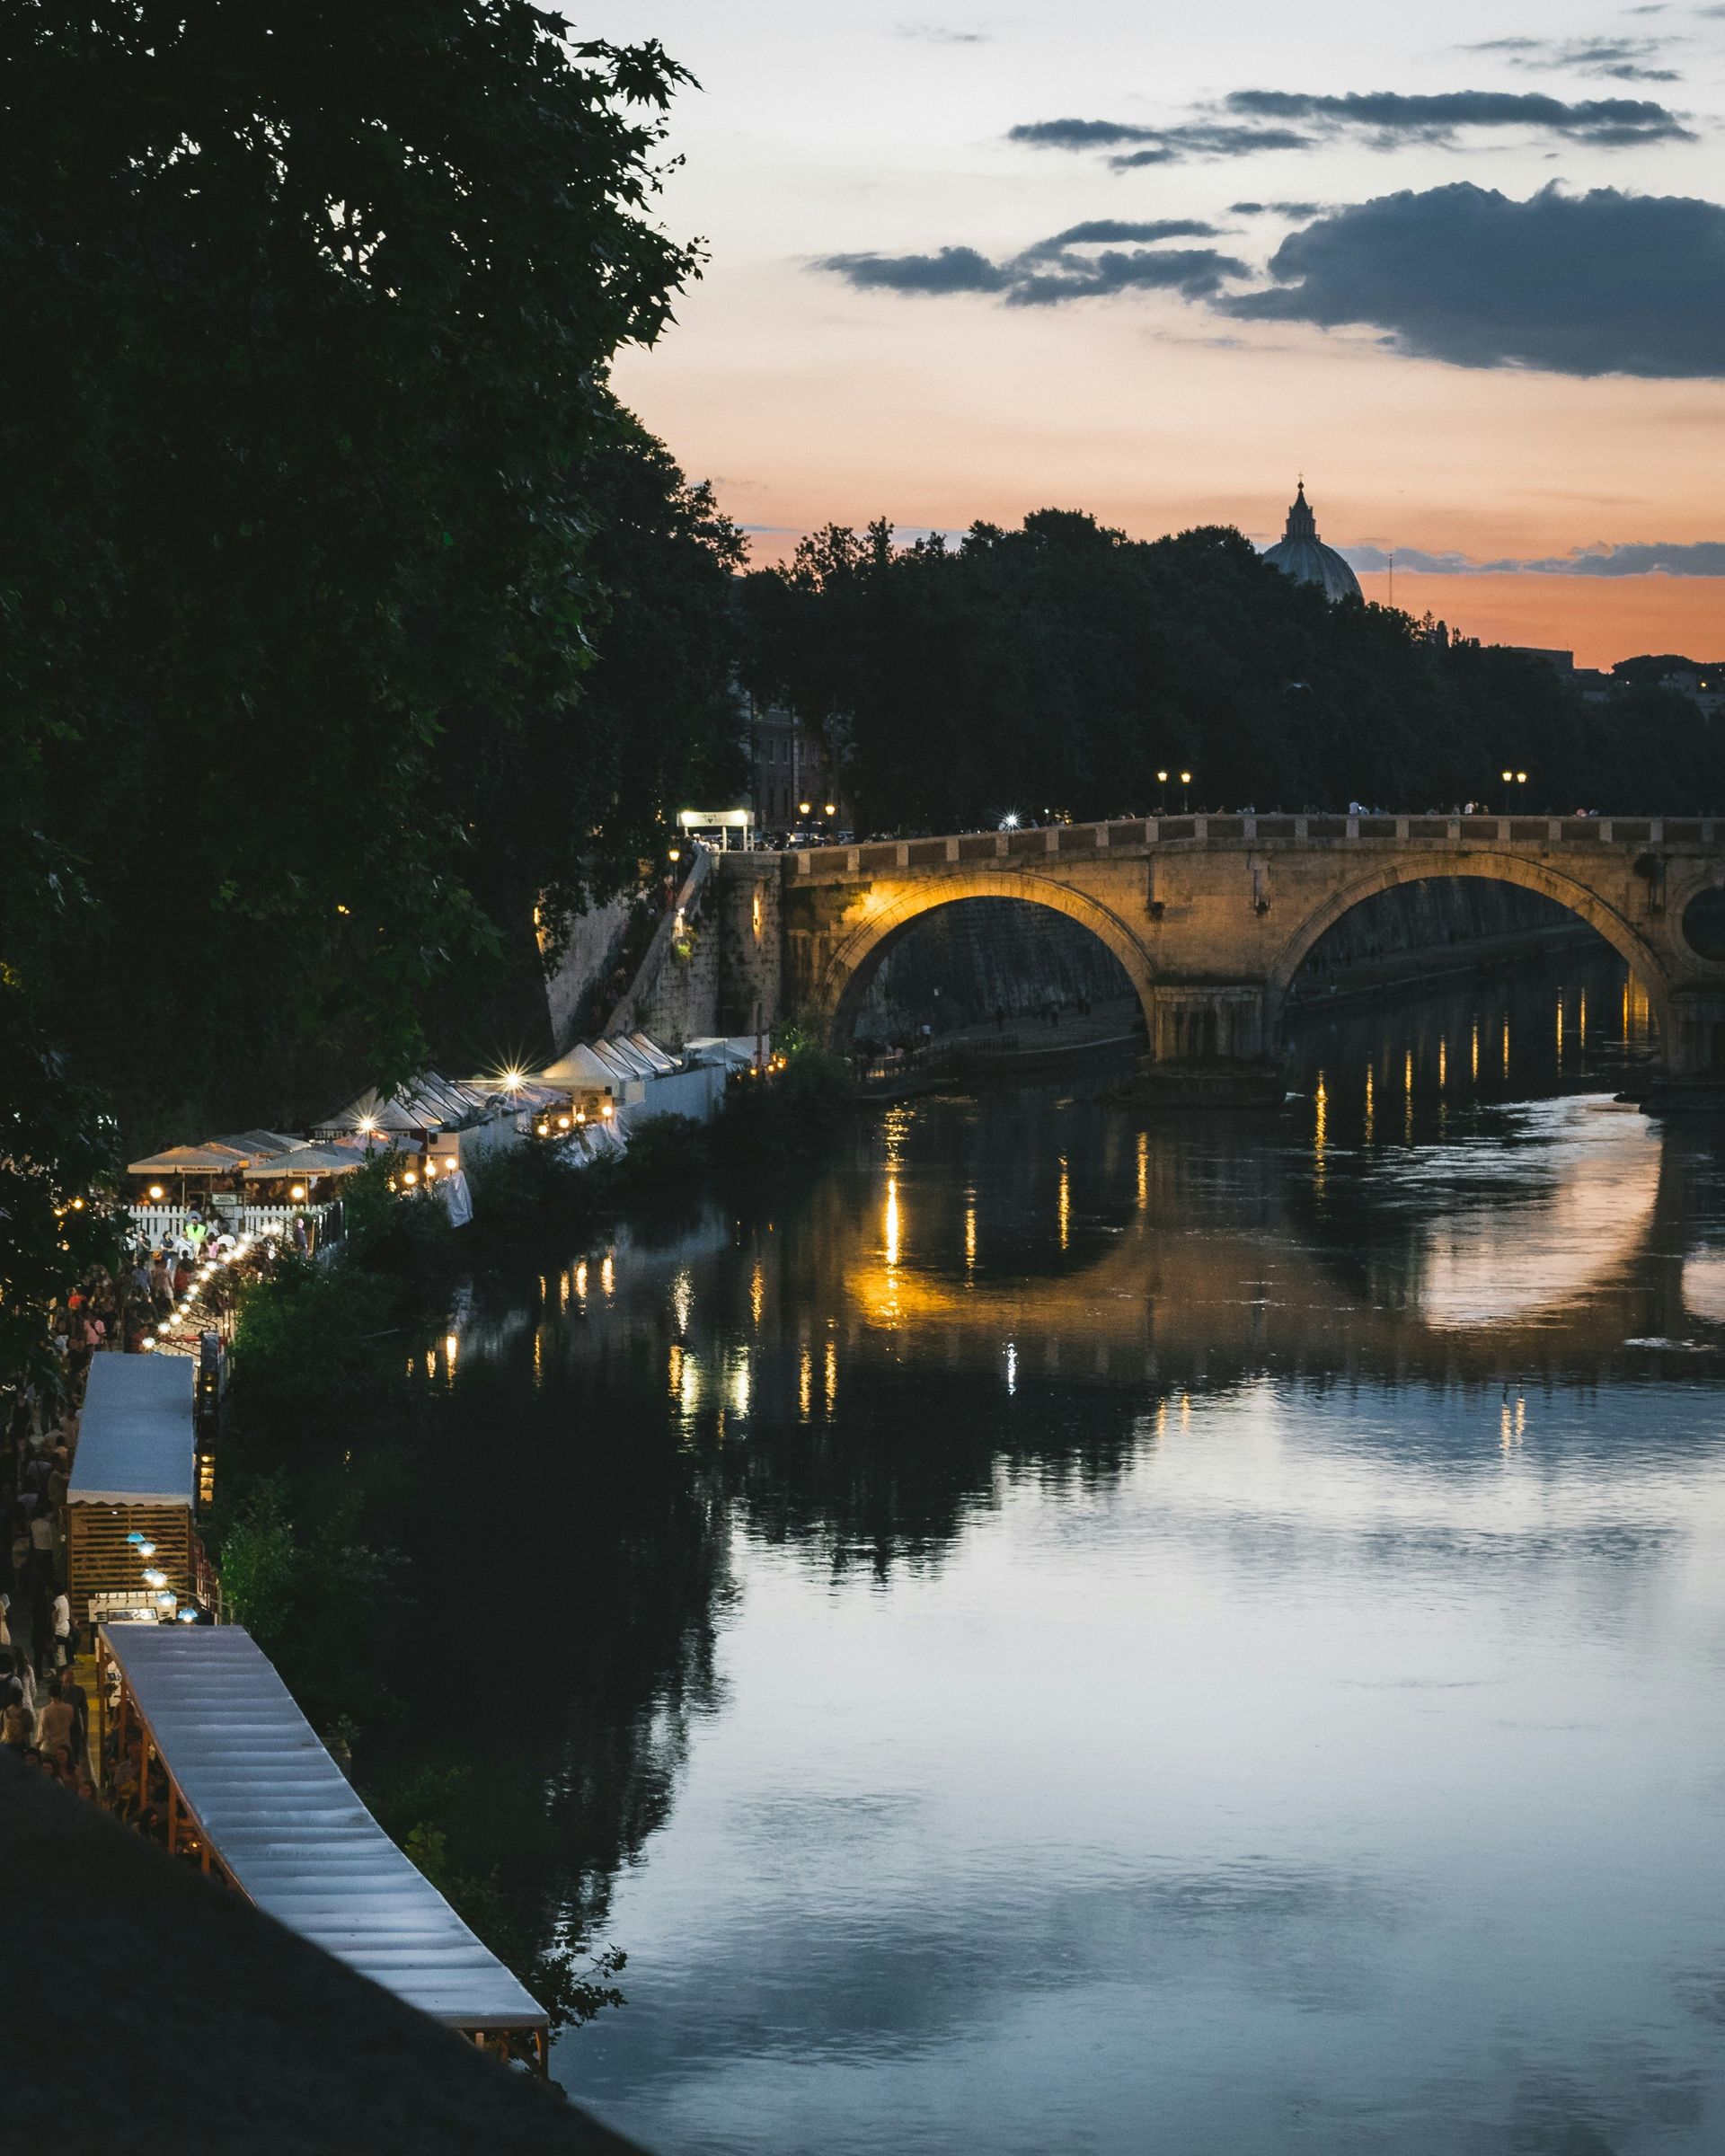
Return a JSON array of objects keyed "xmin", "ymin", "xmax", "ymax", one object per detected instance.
[
  {"xmin": 741, "ymin": 512, "xmax": 1717, "ymax": 829},
  {"xmin": 0, "ymin": 0, "xmax": 735, "ymax": 1144}
]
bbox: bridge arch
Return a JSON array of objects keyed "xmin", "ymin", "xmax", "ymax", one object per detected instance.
[
  {"xmin": 812, "ymin": 870, "xmax": 1157, "ymax": 1048},
  {"xmin": 1266, "ymin": 851, "xmax": 1672, "ymax": 1038}
]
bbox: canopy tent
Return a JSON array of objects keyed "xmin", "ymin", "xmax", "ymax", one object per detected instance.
[
  {"xmin": 128, "ymin": 1142, "xmax": 251, "ymax": 1178},
  {"xmin": 685, "ymin": 1035, "xmax": 764, "ymax": 1074},
  {"xmin": 101, "ymin": 1625, "xmax": 548, "ymax": 2053},
  {"xmin": 323, "ymin": 1072, "xmax": 494, "ymax": 1139},
  {"xmin": 70, "ymin": 1354, "xmax": 196, "ymax": 1508},
  {"xmin": 538, "ymin": 1041, "xmax": 619, "ymax": 1088},
  {"xmin": 624, "ymin": 1031, "xmax": 680, "ymax": 1075},
  {"xmin": 214, "ymin": 1130, "xmax": 303, "ymax": 1161},
  {"xmin": 539, "ymin": 1030, "xmax": 677, "ymax": 1090},
  {"xmin": 240, "ymin": 1143, "xmax": 368, "ymax": 1182},
  {"xmin": 68, "ymin": 1355, "xmax": 198, "ymax": 1625}
]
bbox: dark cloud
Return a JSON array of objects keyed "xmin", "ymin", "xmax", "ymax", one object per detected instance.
[
  {"xmin": 1010, "ymin": 86, "xmax": 1692, "ymax": 166},
  {"xmin": 1226, "ymin": 87, "xmax": 1691, "ymax": 146},
  {"xmin": 818, "ymin": 225, "xmax": 1248, "ymax": 306},
  {"xmin": 1008, "ymin": 117, "xmax": 1314, "ymax": 163},
  {"xmin": 1022, "ymin": 218, "xmax": 1224, "ymax": 252},
  {"xmin": 819, "ymin": 244, "xmax": 1007, "ymax": 295},
  {"xmin": 1345, "ymin": 540, "xmax": 1725, "ymax": 576},
  {"xmin": 1222, "ymin": 183, "xmax": 1725, "ymax": 378},
  {"xmin": 1462, "ymin": 35, "xmax": 1680, "ymax": 82},
  {"xmin": 1230, "ymin": 199, "xmax": 1323, "ymax": 218}
]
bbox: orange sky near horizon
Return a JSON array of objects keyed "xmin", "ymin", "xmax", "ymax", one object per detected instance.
[{"xmin": 1353, "ymin": 574, "xmax": 1722, "ymax": 669}]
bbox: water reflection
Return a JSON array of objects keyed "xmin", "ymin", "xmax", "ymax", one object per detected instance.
[{"xmin": 430, "ymin": 948, "xmax": 1725, "ymax": 2152}]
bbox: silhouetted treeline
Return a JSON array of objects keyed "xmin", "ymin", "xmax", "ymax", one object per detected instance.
[{"xmin": 739, "ymin": 513, "xmax": 1715, "ymax": 832}]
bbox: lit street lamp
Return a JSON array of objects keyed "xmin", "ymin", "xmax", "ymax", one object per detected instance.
[
  {"xmin": 1181, "ymin": 770, "xmax": 1193, "ymax": 816},
  {"xmin": 1500, "ymin": 767, "xmax": 1529, "ymax": 815},
  {"xmin": 1156, "ymin": 769, "xmax": 1169, "ymax": 814}
]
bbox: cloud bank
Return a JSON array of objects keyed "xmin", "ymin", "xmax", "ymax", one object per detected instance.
[
  {"xmin": 1464, "ymin": 35, "xmax": 1679, "ymax": 83},
  {"xmin": 1008, "ymin": 87, "xmax": 1694, "ymax": 165},
  {"xmin": 818, "ymin": 184, "xmax": 1725, "ymax": 381},
  {"xmin": 1343, "ymin": 541, "xmax": 1725, "ymax": 577},
  {"xmin": 1222, "ymin": 183, "xmax": 1725, "ymax": 377},
  {"xmin": 820, "ymin": 223, "xmax": 1248, "ymax": 305}
]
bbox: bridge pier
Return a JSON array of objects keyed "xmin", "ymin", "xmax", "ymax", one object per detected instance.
[
  {"xmin": 1145, "ymin": 985, "xmax": 1269, "ymax": 1065},
  {"xmin": 1658, "ymin": 989, "xmax": 1725, "ymax": 1079}
]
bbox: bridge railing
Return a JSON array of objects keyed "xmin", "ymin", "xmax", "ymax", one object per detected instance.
[{"xmin": 787, "ymin": 813, "xmax": 1714, "ymax": 878}]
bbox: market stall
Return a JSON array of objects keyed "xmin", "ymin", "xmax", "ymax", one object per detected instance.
[
  {"xmin": 100, "ymin": 1623, "xmax": 551, "ymax": 2069},
  {"xmin": 67, "ymin": 1354, "xmax": 198, "ymax": 1625}
]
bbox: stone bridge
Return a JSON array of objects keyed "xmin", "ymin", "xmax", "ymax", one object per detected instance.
[{"xmin": 729, "ymin": 812, "xmax": 1725, "ymax": 1076}]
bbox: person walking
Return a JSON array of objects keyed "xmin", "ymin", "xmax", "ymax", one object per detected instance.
[
  {"xmin": 49, "ymin": 1587, "xmax": 72, "ymax": 1669},
  {"xmin": 36, "ymin": 1677, "xmax": 74, "ymax": 1761}
]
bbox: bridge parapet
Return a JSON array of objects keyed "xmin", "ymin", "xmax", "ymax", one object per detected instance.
[{"xmin": 790, "ymin": 813, "xmax": 1720, "ymax": 884}]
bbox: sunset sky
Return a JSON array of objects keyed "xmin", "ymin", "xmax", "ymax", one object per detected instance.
[{"xmin": 581, "ymin": 2, "xmax": 1724, "ymax": 666}]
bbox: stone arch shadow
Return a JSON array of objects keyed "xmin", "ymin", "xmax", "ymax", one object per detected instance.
[
  {"xmin": 813, "ymin": 872, "xmax": 1157, "ymax": 1049},
  {"xmin": 1265, "ymin": 852, "xmax": 1672, "ymax": 1045}
]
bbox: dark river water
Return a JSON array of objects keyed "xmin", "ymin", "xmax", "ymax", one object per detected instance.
[{"xmin": 450, "ymin": 950, "xmax": 1725, "ymax": 2154}]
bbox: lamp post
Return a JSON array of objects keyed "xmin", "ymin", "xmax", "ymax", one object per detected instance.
[
  {"xmin": 1500, "ymin": 768, "xmax": 1529, "ymax": 815},
  {"xmin": 1181, "ymin": 770, "xmax": 1192, "ymax": 816},
  {"xmin": 1156, "ymin": 769, "xmax": 1169, "ymax": 815}
]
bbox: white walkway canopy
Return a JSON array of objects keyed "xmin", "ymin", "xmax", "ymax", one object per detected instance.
[
  {"xmin": 102, "ymin": 1624, "xmax": 547, "ymax": 2038},
  {"xmin": 71, "ymin": 1353, "xmax": 196, "ymax": 1507}
]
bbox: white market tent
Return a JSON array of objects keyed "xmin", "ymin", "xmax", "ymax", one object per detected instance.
[
  {"xmin": 239, "ymin": 1143, "xmax": 368, "ymax": 1182},
  {"xmin": 71, "ymin": 1353, "xmax": 196, "ymax": 1508},
  {"xmin": 67, "ymin": 1355, "xmax": 198, "ymax": 1624},
  {"xmin": 102, "ymin": 1624, "xmax": 549, "ymax": 2055}
]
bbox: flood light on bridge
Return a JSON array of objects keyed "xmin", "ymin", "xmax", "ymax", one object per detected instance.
[{"xmin": 1000, "ymin": 812, "xmax": 1020, "ymax": 829}]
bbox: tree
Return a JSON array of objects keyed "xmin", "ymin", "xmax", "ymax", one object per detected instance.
[
  {"xmin": 0, "ymin": 1, "xmax": 710, "ymax": 1141},
  {"xmin": 741, "ymin": 511, "xmax": 1725, "ymax": 829},
  {"xmin": 0, "ymin": 981, "xmax": 121, "ymax": 1401}
]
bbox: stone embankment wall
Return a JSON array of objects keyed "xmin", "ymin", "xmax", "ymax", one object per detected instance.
[
  {"xmin": 541, "ymin": 892, "xmax": 632, "ymax": 1054},
  {"xmin": 598, "ymin": 852, "xmax": 785, "ymax": 1051},
  {"xmin": 1290, "ymin": 880, "xmax": 1586, "ymax": 1001}
]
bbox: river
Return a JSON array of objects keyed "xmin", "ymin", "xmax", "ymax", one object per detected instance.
[{"xmin": 445, "ymin": 947, "xmax": 1725, "ymax": 2153}]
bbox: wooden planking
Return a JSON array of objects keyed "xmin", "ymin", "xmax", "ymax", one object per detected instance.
[{"xmin": 68, "ymin": 1503, "xmax": 193, "ymax": 1626}]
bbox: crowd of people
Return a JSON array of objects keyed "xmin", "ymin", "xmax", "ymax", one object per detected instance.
[
  {"xmin": 54, "ymin": 1215, "xmax": 254, "ymax": 1363},
  {"xmin": 1, "ymin": 1369, "xmax": 93, "ymax": 1799}
]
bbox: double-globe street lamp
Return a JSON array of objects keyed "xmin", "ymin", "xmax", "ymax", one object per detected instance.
[{"xmin": 1500, "ymin": 767, "xmax": 1529, "ymax": 815}]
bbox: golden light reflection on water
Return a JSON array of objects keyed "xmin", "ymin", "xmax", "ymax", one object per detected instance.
[
  {"xmin": 1314, "ymin": 1074, "xmax": 1327, "ymax": 1198},
  {"xmin": 798, "ymin": 1346, "xmax": 812, "ymax": 1422},
  {"xmin": 1058, "ymin": 1158, "xmax": 1070, "ymax": 1251},
  {"xmin": 574, "ymin": 1259, "xmax": 588, "ymax": 1303},
  {"xmin": 751, "ymin": 1262, "xmax": 764, "ymax": 1330},
  {"xmin": 1137, "ymin": 1128, "xmax": 1148, "ymax": 1212},
  {"xmin": 601, "ymin": 1253, "xmax": 615, "ymax": 1299},
  {"xmin": 964, "ymin": 1201, "xmax": 977, "ymax": 1274},
  {"xmin": 1438, "ymin": 1038, "xmax": 1447, "ymax": 1088},
  {"xmin": 1472, "ymin": 1021, "xmax": 1480, "ymax": 1081},
  {"xmin": 1363, "ymin": 1063, "xmax": 1376, "ymax": 1145},
  {"xmin": 824, "ymin": 1338, "xmax": 838, "ymax": 1414}
]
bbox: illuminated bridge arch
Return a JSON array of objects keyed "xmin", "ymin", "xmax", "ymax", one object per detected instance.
[{"xmin": 814, "ymin": 870, "xmax": 1157, "ymax": 1047}]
